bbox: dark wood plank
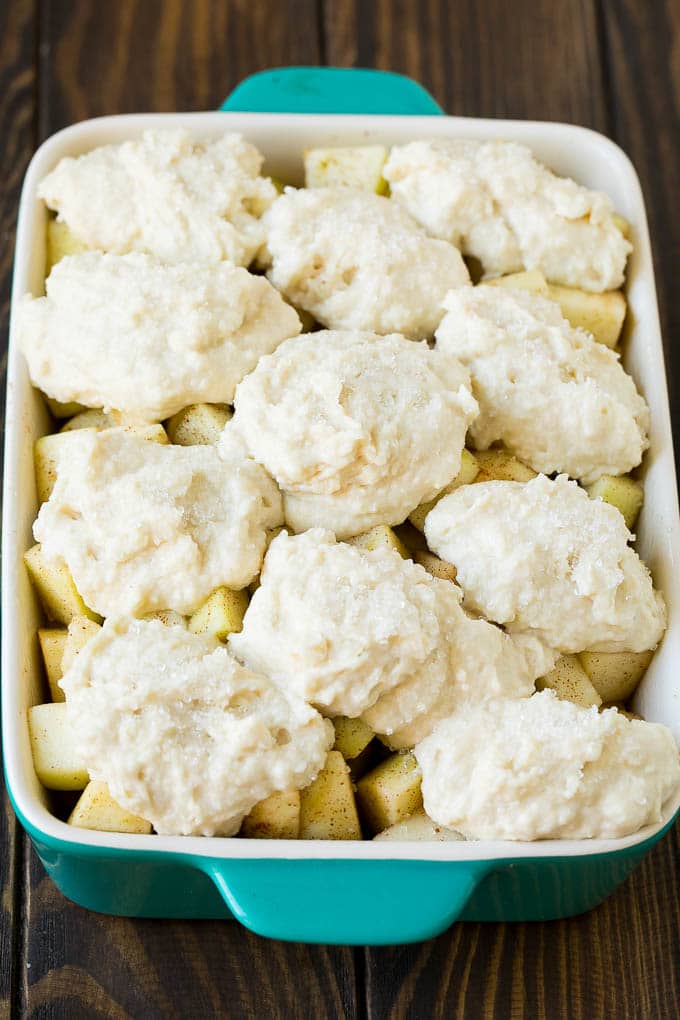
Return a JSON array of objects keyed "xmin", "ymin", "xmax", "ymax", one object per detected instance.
[
  {"xmin": 23, "ymin": 853, "xmax": 357, "ymax": 1020},
  {"xmin": 39, "ymin": 0, "xmax": 321, "ymax": 136},
  {"xmin": 0, "ymin": 1, "xmax": 37, "ymax": 1017},
  {"xmin": 321, "ymin": 2, "xmax": 680, "ymax": 1017},
  {"xmin": 19, "ymin": 4, "xmax": 358, "ymax": 1018},
  {"xmin": 361, "ymin": 830, "xmax": 680, "ymax": 1020},
  {"xmin": 9, "ymin": 1, "xmax": 680, "ymax": 1017},
  {"xmin": 600, "ymin": 0, "xmax": 680, "ymax": 434},
  {"xmin": 323, "ymin": 0, "xmax": 608, "ymax": 130}
]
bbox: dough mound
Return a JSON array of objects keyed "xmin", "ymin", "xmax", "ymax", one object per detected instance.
[
  {"xmin": 435, "ymin": 285, "xmax": 649, "ymax": 483},
  {"xmin": 416, "ymin": 691, "xmax": 680, "ymax": 840},
  {"xmin": 61, "ymin": 617, "xmax": 333, "ymax": 836},
  {"xmin": 34, "ymin": 429, "xmax": 282, "ymax": 616},
  {"xmin": 384, "ymin": 138, "xmax": 631, "ymax": 291},
  {"xmin": 230, "ymin": 330, "xmax": 478, "ymax": 538},
  {"xmin": 39, "ymin": 130, "xmax": 277, "ymax": 266},
  {"xmin": 425, "ymin": 473, "xmax": 666, "ymax": 653},
  {"xmin": 263, "ymin": 186, "xmax": 469, "ymax": 338}
]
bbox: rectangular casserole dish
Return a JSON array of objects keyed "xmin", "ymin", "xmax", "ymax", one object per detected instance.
[{"xmin": 4, "ymin": 67, "xmax": 680, "ymax": 946}]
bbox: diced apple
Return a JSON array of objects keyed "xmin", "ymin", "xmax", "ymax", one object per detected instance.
[
  {"xmin": 299, "ymin": 751, "xmax": 362, "ymax": 840},
  {"xmin": 486, "ymin": 271, "xmax": 627, "ymax": 348},
  {"xmin": 374, "ymin": 808, "xmax": 464, "ymax": 842},
  {"xmin": 45, "ymin": 397, "xmax": 86, "ymax": 419},
  {"xmin": 145, "ymin": 610, "xmax": 187, "ymax": 628},
  {"xmin": 240, "ymin": 790, "xmax": 301, "ymax": 839},
  {"xmin": 115, "ymin": 423, "xmax": 168, "ymax": 443},
  {"xmin": 34, "ymin": 433, "xmax": 65, "ymax": 504},
  {"xmin": 409, "ymin": 450, "xmax": 480, "ymax": 531},
  {"xmin": 486, "ymin": 270, "xmax": 549, "ymax": 294},
  {"xmin": 356, "ymin": 751, "xmax": 423, "ymax": 835},
  {"xmin": 413, "ymin": 550, "xmax": 457, "ymax": 583},
  {"xmin": 28, "ymin": 702, "xmax": 89, "ymax": 790},
  {"xmin": 474, "ymin": 448, "xmax": 537, "ymax": 483},
  {"xmin": 188, "ymin": 587, "xmax": 249, "ymax": 641},
  {"xmin": 578, "ymin": 649, "xmax": 654, "ymax": 703},
  {"xmin": 346, "ymin": 525, "xmax": 409, "ymax": 558},
  {"xmin": 24, "ymin": 544, "xmax": 100, "ymax": 625},
  {"xmin": 536, "ymin": 655, "xmax": 602, "ymax": 708},
  {"xmin": 456, "ymin": 448, "xmax": 482, "ymax": 486},
  {"xmin": 38, "ymin": 628, "xmax": 68, "ymax": 702},
  {"xmin": 333, "ymin": 717, "xmax": 375, "ymax": 760},
  {"xmin": 60, "ymin": 409, "xmax": 117, "ymax": 432},
  {"xmin": 46, "ymin": 218, "xmax": 89, "ymax": 271},
  {"xmin": 612, "ymin": 213, "xmax": 631, "ymax": 238},
  {"xmin": 585, "ymin": 475, "xmax": 643, "ymax": 531},
  {"xmin": 35, "ymin": 424, "xmax": 168, "ymax": 503},
  {"xmin": 68, "ymin": 781, "xmax": 152, "ymax": 834},
  {"xmin": 304, "ymin": 145, "xmax": 389, "ymax": 194},
  {"xmin": 548, "ymin": 284, "xmax": 626, "ymax": 349},
  {"xmin": 165, "ymin": 403, "xmax": 232, "ymax": 446},
  {"xmin": 61, "ymin": 615, "xmax": 102, "ymax": 675}
]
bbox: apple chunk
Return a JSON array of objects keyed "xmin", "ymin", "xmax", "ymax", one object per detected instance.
[
  {"xmin": 61, "ymin": 615, "xmax": 102, "ymax": 675},
  {"xmin": 586, "ymin": 474, "xmax": 643, "ymax": 531},
  {"xmin": 536, "ymin": 655, "xmax": 602, "ymax": 708},
  {"xmin": 188, "ymin": 587, "xmax": 249, "ymax": 641},
  {"xmin": 333, "ymin": 717, "xmax": 375, "ymax": 760},
  {"xmin": 299, "ymin": 751, "xmax": 362, "ymax": 840},
  {"xmin": 474, "ymin": 448, "xmax": 537, "ymax": 483},
  {"xmin": 356, "ymin": 751, "xmax": 423, "ymax": 835},
  {"xmin": 374, "ymin": 808, "xmax": 464, "ymax": 842},
  {"xmin": 304, "ymin": 145, "xmax": 389, "ymax": 194},
  {"xmin": 60, "ymin": 409, "xmax": 117, "ymax": 432},
  {"xmin": 547, "ymin": 284, "xmax": 626, "ymax": 349},
  {"xmin": 24, "ymin": 544, "xmax": 100, "ymax": 625},
  {"xmin": 413, "ymin": 550, "xmax": 457, "ymax": 583},
  {"xmin": 38, "ymin": 628, "xmax": 68, "ymax": 702},
  {"xmin": 28, "ymin": 702, "xmax": 89, "ymax": 790},
  {"xmin": 578, "ymin": 649, "xmax": 654, "ymax": 703},
  {"xmin": 346, "ymin": 525, "xmax": 409, "ymax": 558},
  {"xmin": 46, "ymin": 218, "xmax": 89, "ymax": 271},
  {"xmin": 487, "ymin": 270, "xmax": 627, "ymax": 348},
  {"xmin": 486, "ymin": 270, "xmax": 549, "ymax": 295},
  {"xmin": 69, "ymin": 781, "xmax": 152, "ymax": 834},
  {"xmin": 241, "ymin": 790, "xmax": 301, "ymax": 839},
  {"xmin": 409, "ymin": 449, "xmax": 479, "ymax": 531},
  {"xmin": 165, "ymin": 403, "xmax": 232, "ymax": 445}
]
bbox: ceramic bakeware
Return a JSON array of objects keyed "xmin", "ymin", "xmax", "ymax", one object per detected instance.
[{"xmin": 3, "ymin": 67, "xmax": 680, "ymax": 945}]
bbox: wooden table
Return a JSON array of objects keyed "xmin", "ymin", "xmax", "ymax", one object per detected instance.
[{"xmin": 1, "ymin": 2, "xmax": 679, "ymax": 1016}]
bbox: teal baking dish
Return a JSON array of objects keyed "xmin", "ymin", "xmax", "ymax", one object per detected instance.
[{"xmin": 4, "ymin": 68, "xmax": 680, "ymax": 946}]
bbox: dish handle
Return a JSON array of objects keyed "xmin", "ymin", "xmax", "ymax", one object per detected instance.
[
  {"xmin": 200, "ymin": 857, "xmax": 494, "ymax": 945},
  {"xmin": 220, "ymin": 66, "xmax": 444, "ymax": 116}
]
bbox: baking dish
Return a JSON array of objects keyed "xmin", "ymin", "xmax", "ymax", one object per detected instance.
[{"xmin": 4, "ymin": 67, "xmax": 680, "ymax": 946}]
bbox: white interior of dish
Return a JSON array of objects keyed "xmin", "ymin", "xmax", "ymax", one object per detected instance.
[{"xmin": 4, "ymin": 112, "xmax": 680, "ymax": 862}]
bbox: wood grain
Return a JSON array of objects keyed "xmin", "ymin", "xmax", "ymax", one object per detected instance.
[
  {"xmin": 600, "ymin": 0, "xmax": 680, "ymax": 429},
  {"xmin": 39, "ymin": 0, "xmax": 322, "ymax": 134},
  {"xmin": 321, "ymin": 2, "xmax": 680, "ymax": 1017},
  {"xmin": 323, "ymin": 0, "xmax": 609, "ymax": 130},
  {"xmin": 0, "ymin": 0, "xmax": 37, "ymax": 1017},
  {"xmin": 2, "ymin": 0, "xmax": 680, "ymax": 1017},
  {"xmin": 16, "ymin": 3, "xmax": 357, "ymax": 1019},
  {"xmin": 363, "ymin": 829, "xmax": 680, "ymax": 1019},
  {"xmin": 23, "ymin": 854, "xmax": 357, "ymax": 1020}
]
